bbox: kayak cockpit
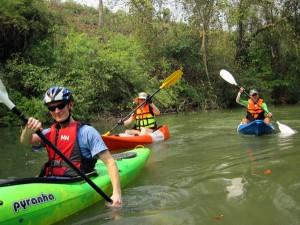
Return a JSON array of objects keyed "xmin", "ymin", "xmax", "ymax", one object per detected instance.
[{"xmin": 0, "ymin": 170, "xmax": 98, "ymax": 187}]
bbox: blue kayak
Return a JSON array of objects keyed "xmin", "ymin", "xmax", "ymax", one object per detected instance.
[{"xmin": 237, "ymin": 120, "xmax": 276, "ymax": 136}]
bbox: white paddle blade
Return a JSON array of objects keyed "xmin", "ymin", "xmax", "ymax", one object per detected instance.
[
  {"xmin": 220, "ymin": 69, "xmax": 238, "ymax": 86},
  {"xmin": 276, "ymin": 121, "xmax": 296, "ymax": 135},
  {"xmin": 0, "ymin": 80, "xmax": 15, "ymax": 109}
]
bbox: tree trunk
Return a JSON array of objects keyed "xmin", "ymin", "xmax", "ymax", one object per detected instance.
[
  {"xmin": 99, "ymin": 0, "xmax": 104, "ymax": 28},
  {"xmin": 200, "ymin": 29, "xmax": 210, "ymax": 82}
]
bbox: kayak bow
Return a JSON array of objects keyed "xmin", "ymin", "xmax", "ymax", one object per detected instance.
[
  {"xmin": 0, "ymin": 147, "xmax": 150, "ymax": 225},
  {"xmin": 237, "ymin": 120, "xmax": 276, "ymax": 136}
]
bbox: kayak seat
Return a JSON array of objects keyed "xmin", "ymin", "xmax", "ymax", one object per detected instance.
[
  {"xmin": 0, "ymin": 170, "xmax": 98, "ymax": 187},
  {"xmin": 112, "ymin": 152, "xmax": 137, "ymax": 160}
]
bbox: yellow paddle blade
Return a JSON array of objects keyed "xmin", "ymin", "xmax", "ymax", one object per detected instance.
[
  {"xmin": 160, "ymin": 69, "xmax": 183, "ymax": 89},
  {"xmin": 102, "ymin": 69, "xmax": 183, "ymax": 136},
  {"xmin": 103, "ymin": 131, "xmax": 111, "ymax": 136}
]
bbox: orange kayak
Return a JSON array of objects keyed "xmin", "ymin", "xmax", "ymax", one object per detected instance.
[{"xmin": 102, "ymin": 125, "xmax": 170, "ymax": 151}]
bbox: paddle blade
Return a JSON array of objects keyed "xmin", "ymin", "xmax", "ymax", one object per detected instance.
[
  {"xmin": 160, "ymin": 69, "xmax": 183, "ymax": 89},
  {"xmin": 220, "ymin": 69, "xmax": 239, "ymax": 86},
  {"xmin": 0, "ymin": 80, "xmax": 15, "ymax": 109},
  {"xmin": 276, "ymin": 121, "xmax": 296, "ymax": 135},
  {"xmin": 103, "ymin": 131, "xmax": 111, "ymax": 136}
]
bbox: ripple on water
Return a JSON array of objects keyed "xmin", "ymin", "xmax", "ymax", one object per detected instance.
[
  {"xmin": 123, "ymin": 185, "xmax": 192, "ymax": 211},
  {"xmin": 72, "ymin": 207, "xmax": 200, "ymax": 225},
  {"xmin": 72, "ymin": 185, "xmax": 196, "ymax": 224},
  {"xmin": 273, "ymin": 185, "xmax": 300, "ymax": 212},
  {"xmin": 271, "ymin": 184, "xmax": 300, "ymax": 225}
]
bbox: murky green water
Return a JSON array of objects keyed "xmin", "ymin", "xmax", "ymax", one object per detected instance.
[{"xmin": 1, "ymin": 106, "xmax": 300, "ymax": 225}]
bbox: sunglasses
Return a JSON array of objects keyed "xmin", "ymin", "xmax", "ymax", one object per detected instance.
[
  {"xmin": 48, "ymin": 103, "xmax": 67, "ymax": 112},
  {"xmin": 251, "ymin": 93, "xmax": 258, "ymax": 97}
]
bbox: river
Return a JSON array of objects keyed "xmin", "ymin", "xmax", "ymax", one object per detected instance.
[{"xmin": 0, "ymin": 106, "xmax": 299, "ymax": 225}]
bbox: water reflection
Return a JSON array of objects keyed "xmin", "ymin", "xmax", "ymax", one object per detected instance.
[{"xmin": 226, "ymin": 177, "xmax": 246, "ymax": 199}]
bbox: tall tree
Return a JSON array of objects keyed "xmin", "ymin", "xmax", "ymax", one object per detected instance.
[
  {"xmin": 180, "ymin": 0, "xmax": 219, "ymax": 82},
  {"xmin": 99, "ymin": 0, "xmax": 104, "ymax": 28}
]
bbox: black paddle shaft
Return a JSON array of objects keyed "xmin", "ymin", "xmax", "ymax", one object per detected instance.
[
  {"xmin": 122, "ymin": 88, "xmax": 161, "ymax": 121},
  {"xmin": 108, "ymin": 88, "xmax": 162, "ymax": 133},
  {"xmin": 241, "ymin": 90, "xmax": 271, "ymax": 114},
  {"xmin": 12, "ymin": 107, "xmax": 112, "ymax": 202}
]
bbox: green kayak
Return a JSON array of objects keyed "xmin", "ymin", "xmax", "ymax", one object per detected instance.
[{"xmin": 0, "ymin": 147, "xmax": 150, "ymax": 225}]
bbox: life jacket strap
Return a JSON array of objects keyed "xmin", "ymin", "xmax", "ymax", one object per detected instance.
[{"xmin": 50, "ymin": 160, "xmax": 70, "ymax": 167}]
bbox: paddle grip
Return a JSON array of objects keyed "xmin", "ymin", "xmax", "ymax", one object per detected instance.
[{"xmin": 12, "ymin": 107, "xmax": 28, "ymax": 124}]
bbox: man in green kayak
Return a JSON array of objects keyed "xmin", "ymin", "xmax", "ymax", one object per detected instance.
[
  {"xmin": 236, "ymin": 87, "xmax": 273, "ymax": 124},
  {"xmin": 20, "ymin": 86, "xmax": 122, "ymax": 207}
]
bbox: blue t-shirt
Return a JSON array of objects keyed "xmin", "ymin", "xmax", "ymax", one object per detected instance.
[{"xmin": 37, "ymin": 125, "xmax": 107, "ymax": 159}]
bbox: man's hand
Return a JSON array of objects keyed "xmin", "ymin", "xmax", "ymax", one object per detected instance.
[
  {"xmin": 26, "ymin": 117, "xmax": 42, "ymax": 133},
  {"xmin": 117, "ymin": 119, "xmax": 124, "ymax": 125},
  {"xmin": 239, "ymin": 87, "xmax": 245, "ymax": 93},
  {"xmin": 267, "ymin": 112, "xmax": 273, "ymax": 118},
  {"xmin": 146, "ymin": 96, "xmax": 152, "ymax": 104}
]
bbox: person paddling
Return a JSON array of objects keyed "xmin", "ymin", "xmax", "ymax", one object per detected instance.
[
  {"xmin": 236, "ymin": 87, "xmax": 273, "ymax": 124},
  {"xmin": 20, "ymin": 86, "xmax": 122, "ymax": 207},
  {"xmin": 117, "ymin": 92, "xmax": 160, "ymax": 136}
]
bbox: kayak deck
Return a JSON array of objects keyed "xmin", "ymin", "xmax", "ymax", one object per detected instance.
[
  {"xmin": 237, "ymin": 120, "xmax": 276, "ymax": 136},
  {"xmin": 0, "ymin": 148, "xmax": 150, "ymax": 225}
]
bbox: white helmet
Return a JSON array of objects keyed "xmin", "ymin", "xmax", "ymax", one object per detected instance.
[{"xmin": 44, "ymin": 86, "xmax": 73, "ymax": 105}]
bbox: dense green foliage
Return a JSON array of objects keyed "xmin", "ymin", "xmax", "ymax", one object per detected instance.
[{"xmin": 0, "ymin": 0, "xmax": 299, "ymax": 126}]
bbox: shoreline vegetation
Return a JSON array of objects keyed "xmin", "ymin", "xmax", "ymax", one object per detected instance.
[{"xmin": 1, "ymin": 0, "xmax": 300, "ymax": 126}]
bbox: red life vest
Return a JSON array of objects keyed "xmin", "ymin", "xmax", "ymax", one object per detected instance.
[
  {"xmin": 44, "ymin": 121, "xmax": 96, "ymax": 177},
  {"xmin": 247, "ymin": 99, "xmax": 264, "ymax": 119}
]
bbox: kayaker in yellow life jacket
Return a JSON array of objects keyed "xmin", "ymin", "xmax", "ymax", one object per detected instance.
[
  {"xmin": 118, "ymin": 92, "xmax": 160, "ymax": 136},
  {"xmin": 236, "ymin": 87, "xmax": 273, "ymax": 124}
]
